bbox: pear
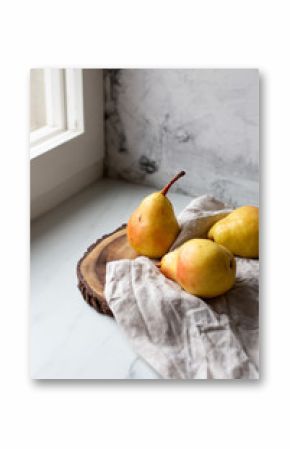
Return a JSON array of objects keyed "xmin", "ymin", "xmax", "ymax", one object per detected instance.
[
  {"xmin": 161, "ymin": 239, "xmax": 236, "ymax": 298},
  {"xmin": 208, "ymin": 206, "xmax": 259, "ymax": 258},
  {"xmin": 159, "ymin": 250, "xmax": 179, "ymax": 281},
  {"xmin": 127, "ymin": 171, "xmax": 185, "ymax": 258}
]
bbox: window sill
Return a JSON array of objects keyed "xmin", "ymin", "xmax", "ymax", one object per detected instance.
[
  {"xmin": 31, "ymin": 179, "xmax": 191, "ymax": 378},
  {"xmin": 30, "ymin": 126, "xmax": 84, "ymax": 160}
]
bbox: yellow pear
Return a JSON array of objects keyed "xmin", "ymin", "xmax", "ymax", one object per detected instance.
[
  {"xmin": 127, "ymin": 171, "xmax": 185, "ymax": 258},
  {"xmin": 208, "ymin": 205, "xmax": 259, "ymax": 258},
  {"xmin": 161, "ymin": 239, "xmax": 236, "ymax": 298},
  {"xmin": 159, "ymin": 249, "xmax": 179, "ymax": 281}
]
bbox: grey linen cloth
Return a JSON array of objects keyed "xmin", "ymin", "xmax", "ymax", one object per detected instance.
[{"xmin": 105, "ymin": 195, "xmax": 259, "ymax": 380}]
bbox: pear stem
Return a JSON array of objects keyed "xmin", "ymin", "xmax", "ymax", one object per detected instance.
[{"xmin": 161, "ymin": 171, "xmax": 186, "ymax": 196}]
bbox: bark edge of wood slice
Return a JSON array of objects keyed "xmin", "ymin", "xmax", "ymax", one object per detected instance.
[{"xmin": 77, "ymin": 224, "xmax": 138, "ymax": 317}]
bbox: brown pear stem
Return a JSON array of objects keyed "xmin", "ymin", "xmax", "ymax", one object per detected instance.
[{"xmin": 161, "ymin": 171, "xmax": 186, "ymax": 196}]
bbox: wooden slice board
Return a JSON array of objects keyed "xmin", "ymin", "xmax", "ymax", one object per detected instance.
[{"xmin": 77, "ymin": 224, "xmax": 139, "ymax": 317}]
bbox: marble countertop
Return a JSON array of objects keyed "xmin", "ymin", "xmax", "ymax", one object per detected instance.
[{"xmin": 31, "ymin": 178, "xmax": 191, "ymax": 379}]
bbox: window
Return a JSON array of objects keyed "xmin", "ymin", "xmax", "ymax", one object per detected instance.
[{"xmin": 30, "ymin": 69, "xmax": 84, "ymax": 159}]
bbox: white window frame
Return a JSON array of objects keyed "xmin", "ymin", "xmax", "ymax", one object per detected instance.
[{"xmin": 30, "ymin": 69, "xmax": 84, "ymax": 159}]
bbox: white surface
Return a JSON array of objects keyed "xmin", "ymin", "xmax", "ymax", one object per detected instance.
[
  {"xmin": 1, "ymin": 2, "xmax": 290, "ymax": 449},
  {"xmin": 31, "ymin": 178, "xmax": 190, "ymax": 379}
]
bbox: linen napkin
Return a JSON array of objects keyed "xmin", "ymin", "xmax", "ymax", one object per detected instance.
[{"xmin": 104, "ymin": 195, "xmax": 259, "ymax": 380}]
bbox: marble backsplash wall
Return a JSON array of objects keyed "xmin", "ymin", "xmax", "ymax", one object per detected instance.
[{"xmin": 104, "ymin": 69, "xmax": 259, "ymax": 206}]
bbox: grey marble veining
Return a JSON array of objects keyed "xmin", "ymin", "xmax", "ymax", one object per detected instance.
[{"xmin": 105, "ymin": 69, "xmax": 259, "ymax": 206}]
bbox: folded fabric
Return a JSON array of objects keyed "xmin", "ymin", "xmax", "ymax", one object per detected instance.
[
  {"xmin": 170, "ymin": 194, "xmax": 232, "ymax": 250},
  {"xmin": 104, "ymin": 195, "xmax": 259, "ymax": 380}
]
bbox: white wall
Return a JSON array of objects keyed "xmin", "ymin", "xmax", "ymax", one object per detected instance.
[{"xmin": 31, "ymin": 69, "xmax": 104, "ymax": 220}]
